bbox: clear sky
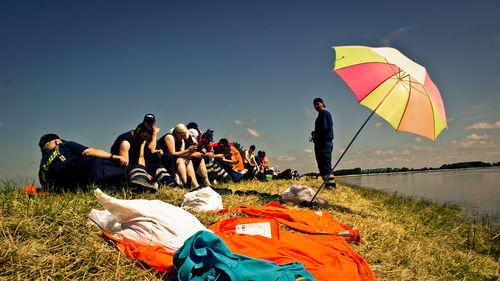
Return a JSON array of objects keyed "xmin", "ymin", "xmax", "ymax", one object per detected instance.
[{"xmin": 1, "ymin": 0, "xmax": 499, "ymax": 184}]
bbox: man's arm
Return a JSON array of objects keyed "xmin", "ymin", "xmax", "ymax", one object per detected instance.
[
  {"xmin": 118, "ymin": 141, "xmax": 131, "ymax": 166},
  {"xmin": 147, "ymin": 127, "xmax": 163, "ymax": 155},
  {"xmin": 82, "ymin": 147, "xmax": 128, "ymax": 166},
  {"xmin": 165, "ymin": 135, "xmax": 195, "ymax": 157}
]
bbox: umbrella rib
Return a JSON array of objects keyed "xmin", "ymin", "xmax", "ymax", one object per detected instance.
[{"xmin": 395, "ymin": 76, "xmax": 411, "ymax": 132}]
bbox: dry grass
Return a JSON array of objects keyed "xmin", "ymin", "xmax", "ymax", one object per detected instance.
[{"xmin": 0, "ymin": 178, "xmax": 498, "ymax": 280}]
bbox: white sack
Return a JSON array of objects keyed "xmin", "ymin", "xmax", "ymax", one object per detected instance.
[
  {"xmin": 89, "ymin": 188, "xmax": 208, "ymax": 252},
  {"xmin": 181, "ymin": 186, "xmax": 223, "ymax": 212},
  {"xmin": 281, "ymin": 182, "xmax": 329, "ymax": 204}
]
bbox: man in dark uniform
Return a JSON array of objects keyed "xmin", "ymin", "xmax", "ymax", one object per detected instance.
[
  {"xmin": 38, "ymin": 133, "xmax": 154, "ymax": 191},
  {"xmin": 311, "ymin": 97, "xmax": 336, "ymax": 188},
  {"xmin": 111, "ymin": 122, "xmax": 173, "ymax": 186}
]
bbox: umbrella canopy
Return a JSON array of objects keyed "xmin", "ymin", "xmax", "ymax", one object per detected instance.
[{"xmin": 333, "ymin": 46, "xmax": 447, "ymax": 141}]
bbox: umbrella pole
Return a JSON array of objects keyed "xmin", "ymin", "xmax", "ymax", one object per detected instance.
[{"xmin": 310, "ymin": 109, "xmax": 377, "ymax": 203}]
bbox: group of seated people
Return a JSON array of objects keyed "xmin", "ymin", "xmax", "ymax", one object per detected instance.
[{"xmin": 38, "ymin": 114, "xmax": 293, "ymax": 192}]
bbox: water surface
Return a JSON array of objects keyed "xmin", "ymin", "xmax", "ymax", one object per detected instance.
[{"xmin": 337, "ymin": 167, "xmax": 500, "ymax": 226}]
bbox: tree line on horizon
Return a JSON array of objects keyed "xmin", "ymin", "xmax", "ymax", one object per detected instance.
[{"xmin": 303, "ymin": 161, "xmax": 500, "ymax": 177}]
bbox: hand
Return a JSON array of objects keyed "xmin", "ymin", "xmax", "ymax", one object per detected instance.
[
  {"xmin": 115, "ymin": 155, "xmax": 129, "ymax": 167},
  {"xmin": 188, "ymin": 145, "xmax": 197, "ymax": 152},
  {"xmin": 155, "ymin": 149, "xmax": 164, "ymax": 155},
  {"xmin": 154, "ymin": 127, "xmax": 160, "ymax": 135}
]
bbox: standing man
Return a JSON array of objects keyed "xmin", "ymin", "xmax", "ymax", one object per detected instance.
[{"xmin": 311, "ymin": 97, "xmax": 336, "ymax": 188}]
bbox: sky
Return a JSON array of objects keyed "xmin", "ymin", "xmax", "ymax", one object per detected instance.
[{"xmin": 1, "ymin": 0, "xmax": 499, "ymax": 184}]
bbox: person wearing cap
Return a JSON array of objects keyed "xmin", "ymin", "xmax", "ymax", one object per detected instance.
[
  {"xmin": 198, "ymin": 130, "xmax": 232, "ymax": 184},
  {"xmin": 184, "ymin": 128, "xmax": 211, "ymax": 186},
  {"xmin": 311, "ymin": 97, "xmax": 336, "ymax": 188},
  {"xmin": 111, "ymin": 122, "xmax": 173, "ymax": 187},
  {"xmin": 143, "ymin": 113, "xmax": 163, "ymax": 156},
  {"xmin": 38, "ymin": 133, "xmax": 154, "ymax": 191},
  {"xmin": 158, "ymin": 123, "xmax": 200, "ymax": 188}
]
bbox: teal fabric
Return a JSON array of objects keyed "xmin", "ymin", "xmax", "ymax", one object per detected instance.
[{"xmin": 174, "ymin": 230, "xmax": 315, "ymax": 281}]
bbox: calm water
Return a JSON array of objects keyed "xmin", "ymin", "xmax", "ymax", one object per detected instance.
[{"xmin": 337, "ymin": 167, "xmax": 500, "ymax": 226}]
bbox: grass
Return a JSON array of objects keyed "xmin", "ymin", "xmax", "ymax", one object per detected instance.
[{"xmin": 0, "ymin": 178, "xmax": 498, "ymax": 280}]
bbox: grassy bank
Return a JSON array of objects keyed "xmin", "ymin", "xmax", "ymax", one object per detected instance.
[{"xmin": 0, "ymin": 179, "xmax": 498, "ymax": 280}]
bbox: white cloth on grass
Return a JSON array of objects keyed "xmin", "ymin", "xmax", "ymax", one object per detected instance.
[
  {"xmin": 88, "ymin": 188, "xmax": 209, "ymax": 252},
  {"xmin": 281, "ymin": 182, "xmax": 329, "ymax": 204},
  {"xmin": 181, "ymin": 186, "xmax": 223, "ymax": 212}
]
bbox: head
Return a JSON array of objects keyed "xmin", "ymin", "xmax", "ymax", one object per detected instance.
[
  {"xmin": 201, "ymin": 131, "xmax": 213, "ymax": 144},
  {"xmin": 218, "ymin": 138, "xmax": 229, "ymax": 148},
  {"xmin": 39, "ymin": 133, "xmax": 63, "ymax": 151},
  {"xmin": 135, "ymin": 122, "xmax": 154, "ymax": 141},
  {"xmin": 173, "ymin": 123, "xmax": 188, "ymax": 141},
  {"xmin": 186, "ymin": 122, "xmax": 198, "ymax": 130},
  {"xmin": 249, "ymin": 145, "xmax": 255, "ymax": 152},
  {"xmin": 143, "ymin": 113, "xmax": 156, "ymax": 127},
  {"xmin": 187, "ymin": 128, "xmax": 199, "ymax": 145},
  {"xmin": 313, "ymin": 97, "xmax": 325, "ymax": 113}
]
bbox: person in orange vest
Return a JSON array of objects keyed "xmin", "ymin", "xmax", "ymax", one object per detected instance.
[
  {"xmin": 212, "ymin": 138, "xmax": 244, "ymax": 182},
  {"xmin": 257, "ymin": 150, "xmax": 270, "ymax": 174}
]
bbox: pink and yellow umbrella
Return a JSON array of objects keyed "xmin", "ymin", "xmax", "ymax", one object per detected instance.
[
  {"xmin": 311, "ymin": 46, "xmax": 447, "ymax": 202},
  {"xmin": 333, "ymin": 45, "xmax": 447, "ymax": 141}
]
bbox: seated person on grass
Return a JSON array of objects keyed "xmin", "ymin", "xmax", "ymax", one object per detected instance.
[
  {"xmin": 243, "ymin": 145, "xmax": 259, "ymax": 179},
  {"xmin": 158, "ymin": 123, "xmax": 200, "ymax": 188},
  {"xmin": 38, "ymin": 133, "xmax": 154, "ymax": 191},
  {"xmin": 213, "ymin": 138, "xmax": 244, "ymax": 182},
  {"xmin": 111, "ymin": 122, "xmax": 172, "ymax": 187},
  {"xmin": 185, "ymin": 128, "xmax": 211, "ymax": 186},
  {"xmin": 198, "ymin": 130, "xmax": 232, "ymax": 184},
  {"xmin": 141, "ymin": 114, "xmax": 174, "ymax": 186}
]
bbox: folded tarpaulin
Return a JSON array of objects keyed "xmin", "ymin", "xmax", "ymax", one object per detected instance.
[
  {"xmin": 174, "ymin": 230, "xmax": 316, "ymax": 281},
  {"xmin": 97, "ymin": 199, "xmax": 375, "ymax": 280},
  {"xmin": 220, "ymin": 202, "xmax": 361, "ymax": 243},
  {"xmin": 208, "ymin": 217, "xmax": 375, "ymax": 281}
]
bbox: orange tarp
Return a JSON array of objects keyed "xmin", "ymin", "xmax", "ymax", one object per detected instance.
[{"xmin": 102, "ymin": 203, "xmax": 375, "ymax": 281}]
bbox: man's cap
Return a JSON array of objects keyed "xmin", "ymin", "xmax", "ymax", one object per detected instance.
[
  {"xmin": 313, "ymin": 97, "xmax": 325, "ymax": 106},
  {"xmin": 39, "ymin": 133, "xmax": 60, "ymax": 149},
  {"xmin": 143, "ymin": 113, "xmax": 156, "ymax": 123},
  {"xmin": 187, "ymin": 128, "xmax": 199, "ymax": 144},
  {"xmin": 202, "ymin": 131, "xmax": 214, "ymax": 142},
  {"xmin": 186, "ymin": 122, "xmax": 198, "ymax": 130}
]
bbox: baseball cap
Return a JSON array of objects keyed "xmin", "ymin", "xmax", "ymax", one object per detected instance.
[
  {"xmin": 39, "ymin": 133, "xmax": 61, "ymax": 149},
  {"xmin": 143, "ymin": 113, "xmax": 156, "ymax": 123},
  {"xmin": 187, "ymin": 128, "xmax": 199, "ymax": 144},
  {"xmin": 202, "ymin": 131, "xmax": 213, "ymax": 142}
]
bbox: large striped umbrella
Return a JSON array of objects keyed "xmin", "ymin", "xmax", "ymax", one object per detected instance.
[
  {"xmin": 311, "ymin": 46, "xmax": 447, "ymax": 203},
  {"xmin": 333, "ymin": 45, "xmax": 447, "ymax": 141}
]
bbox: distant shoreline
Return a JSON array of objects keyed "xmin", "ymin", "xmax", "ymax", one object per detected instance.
[{"xmin": 335, "ymin": 166, "xmax": 498, "ymax": 178}]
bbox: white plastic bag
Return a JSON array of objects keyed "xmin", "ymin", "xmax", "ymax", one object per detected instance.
[
  {"xmin": 281, "ymin": 182, "xmax": 329, "ymax": 204},
  {"xmin": 181, "ymin": 186, "xmax": 223, "ymax": 212},
  {"xmin": 89, "ymin": 189, "xmax": 208, "ymax": 251}
]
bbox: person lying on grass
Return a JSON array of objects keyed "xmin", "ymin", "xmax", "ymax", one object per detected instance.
[{"xmin": 38, "ymin": 133, "xmax": 154, "ymax": 192}]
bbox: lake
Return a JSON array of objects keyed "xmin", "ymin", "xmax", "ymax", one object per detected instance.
[{"xmin": 337, "ymin": 167, "xmax": 500, "ymax": 226}]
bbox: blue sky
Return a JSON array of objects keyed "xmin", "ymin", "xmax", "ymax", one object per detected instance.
[{"xmin": 1, "ymin": 0, "xmax": 499, "ymax": 183}]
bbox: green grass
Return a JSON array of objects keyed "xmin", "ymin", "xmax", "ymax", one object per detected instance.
[{"xmin": 0, "ymin": 178, "xmax": 498, "ymax": 280}]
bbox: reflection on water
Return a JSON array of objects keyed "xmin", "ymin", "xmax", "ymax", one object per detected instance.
[{"xmin": 338, "ymin": 167, "xmax": 500, "ymax": 226}]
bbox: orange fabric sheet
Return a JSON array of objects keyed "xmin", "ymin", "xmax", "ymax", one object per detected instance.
[{"xmin": 102, "ymin": 203, "xmax": 375, "ymax": 281}]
